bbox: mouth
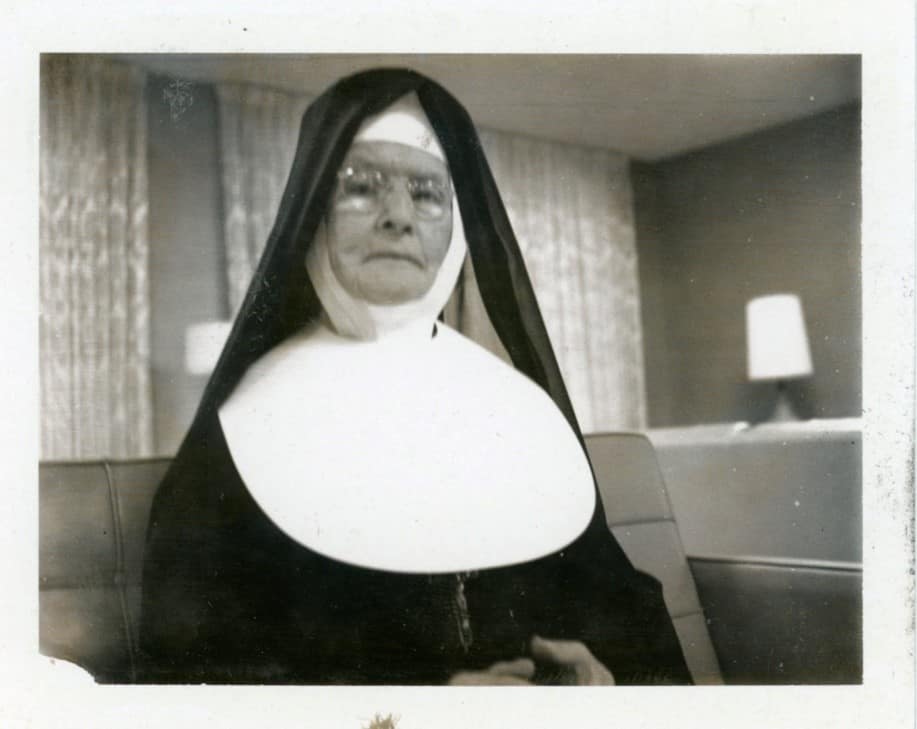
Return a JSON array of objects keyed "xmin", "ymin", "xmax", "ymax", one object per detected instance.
[{"xmin": 364, "ymin": 251, "xmax": 424, "ymax": 268}]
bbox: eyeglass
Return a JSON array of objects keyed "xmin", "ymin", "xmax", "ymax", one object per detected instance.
[{"xmin": 334, "ymin": 166, "xmax": 452, "ymax": 221}]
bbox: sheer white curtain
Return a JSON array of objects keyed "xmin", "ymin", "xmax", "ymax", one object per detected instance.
[
  {"xmin": 476, "ymin": 130, "xmax": 647, "ymax": 431},
  {"xmin": 40, "ymin": 56, "xmax": 154, "ymax": 459},
  {"xmin": 216, "ymin": 84, "xmax": 311, "ymax": 313},
  {"xmin": 215, "ymin": 83, "xmax": 646, "ymax": 432}
]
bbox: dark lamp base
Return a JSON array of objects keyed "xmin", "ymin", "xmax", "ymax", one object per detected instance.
[{"xmin": 763, "ymin": 379, "xmax": 808, "ymax": 422}]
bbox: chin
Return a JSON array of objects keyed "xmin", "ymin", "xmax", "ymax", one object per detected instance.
[
  {"xmin": 358, "ymin": 270, "xmax": 432, "ymax": 305},
  {"xmin": 362, "ymin": 287, "xmax": 429, "ymax": 306}
]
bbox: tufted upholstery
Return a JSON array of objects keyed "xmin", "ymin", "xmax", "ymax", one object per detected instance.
[{"xmin": 39, "ymin": 433, "xmax": 721, "ymax": 684}]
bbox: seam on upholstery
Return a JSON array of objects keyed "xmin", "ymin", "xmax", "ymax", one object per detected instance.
[
  {"xmin": 584, "ymin": 431, "xmax": 644, "ymax": 440},
  {"xmin": 644, "ymin": 441, "xmax": 683, "ymax": 535},
  {"xmin": 103, "ymin": 463, "xmax": 126, "ymax": 581},
  {"xmin": 688, "ymin": 554, "xmax": 863, "ymax": 572},
  {"xmin": 104, "ymin": 462, "xmax": 137, "ymax": 682},
  {"xmin": 608, "ymin": 516, "xmax": 677, "ymax": 529},
  {"xmin": 670, "ymin": 608, "xmax": 704, "ymax": 621},
  {"xmin": 670, "ymin": 610, "xmax": 725, "ymax": 681}
]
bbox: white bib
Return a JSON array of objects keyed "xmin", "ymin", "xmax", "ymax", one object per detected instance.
[{"xmin": 218, "ymin": 322, "xmax": 596, "ymax": 574}]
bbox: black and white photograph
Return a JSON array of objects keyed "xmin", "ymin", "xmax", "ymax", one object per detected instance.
[
  {"xmin": 5, "ymin": 2, "xmax": 915, "ymax": 728},
  {"xmin": 37, "ymin": 52, "xmax": 862, "ymax": 687}
]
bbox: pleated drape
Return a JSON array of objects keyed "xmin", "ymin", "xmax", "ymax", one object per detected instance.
[
  {"xmin": 475, "ymin": 129, "xmax": 647, "ymax": 431},
  {"xmin": 214, "ymin": 82, "xmax": 646, "ymax": 432},
  {"xmin": 216, "ymin": 84, "xmax": 311, "ymax": 314},
  {"xmin": 39, "ymin": 56, "xmax": 153, "ymax": 459}
]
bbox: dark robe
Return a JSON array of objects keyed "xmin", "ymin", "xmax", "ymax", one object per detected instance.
[{"xmin": 138, "ymin": 68, "xmax": 692, "ymax": 685}]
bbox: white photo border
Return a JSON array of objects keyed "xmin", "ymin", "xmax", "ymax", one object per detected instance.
[{"xmin": 4, "ymin": 2, "xmax": 913, "ymax": 727}]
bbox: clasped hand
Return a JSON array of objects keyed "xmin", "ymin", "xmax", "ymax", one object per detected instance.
[{"xmin": 448, "ymin": 636, "xmax": 615, "ymax": 686}]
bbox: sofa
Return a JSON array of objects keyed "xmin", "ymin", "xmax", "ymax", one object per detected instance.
[
  {"xmin": 39, "ymin": 432, "xmax": 723, "ymax": 684},
  {"xmin": 648, "ymin": 421, "xmax": 863, "ymax": 684}
]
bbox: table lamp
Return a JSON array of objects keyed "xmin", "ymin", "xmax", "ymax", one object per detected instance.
[{"xmin": 746, "ymin": 293, "xmax": 814, "ymax": 422}]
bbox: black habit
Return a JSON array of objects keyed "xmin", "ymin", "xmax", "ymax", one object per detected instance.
[{"xmin": 138, "ymin": 68, "xmax": 692, "ymax": 685}]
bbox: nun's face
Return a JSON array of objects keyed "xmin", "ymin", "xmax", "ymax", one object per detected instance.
[{"xmin": 326, "ymin": 140, "xmax": 453, "ymax": 306}]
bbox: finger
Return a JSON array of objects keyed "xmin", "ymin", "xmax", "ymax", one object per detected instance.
[
  {"xmin": 487, "ymin": 658, "xmax": 536, "ymax": 679},
  {"xmin": 530, "ymin": 637, "xmax": 616, "ymax": 686},
  {"xmin": 530, "ymin": 636, "xmax": 592, "ymax": 667},
  {"xmin": 448, "ymin": 671, "xmax": 533, "ymax": 686}
]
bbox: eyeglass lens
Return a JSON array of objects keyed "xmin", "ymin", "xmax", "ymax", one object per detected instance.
[{"xmin": 336, "ymin": 167, "xmax": 451, "ymax": 220}]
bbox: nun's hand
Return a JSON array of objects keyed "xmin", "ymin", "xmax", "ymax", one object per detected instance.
[
  {"xmin": 448, "ymin": 657, "xmax": 535, "ymax": 686},
  {"xmin": 529, "ymin": 636, "xmax": 616, "ymax": 685}
]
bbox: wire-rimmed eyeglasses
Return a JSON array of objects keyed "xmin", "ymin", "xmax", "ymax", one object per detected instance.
[{"xmin": 334, "ymin": 166, "xmax": 452, "ymax": 221}]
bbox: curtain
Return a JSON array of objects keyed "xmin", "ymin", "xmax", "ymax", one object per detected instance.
[
  {"xmin": 216, "ymin": 84, "xmax": 311, "ymax": 314},
  {"xmin": 215, "ymin": 84, "xmax": 646, "ymax": 432},
  {"xmin": 40, "ymin": 56, "xmax": 153, "ymax": 460},
  {"xmin": 474, "ymin": 130, "xmax": 647, "ymax": 431}
]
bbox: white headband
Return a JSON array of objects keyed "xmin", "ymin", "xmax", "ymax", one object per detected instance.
[{"xmin": 353, "ymin": 92, "xmax": 446, "ymax": 161}]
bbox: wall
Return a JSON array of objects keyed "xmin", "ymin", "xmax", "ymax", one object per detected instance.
[
  {"xmin": 147, "ymin": 76, "xmax": 226, "ymax": 455},
  {"xmin": 634, "ymin": 104, "xmax": 861, "ymax": 426}
]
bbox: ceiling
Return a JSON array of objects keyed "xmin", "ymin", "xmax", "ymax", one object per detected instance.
[{"xmin": 119, "ymin": 53, "xmax": 860, "ymax": 161}]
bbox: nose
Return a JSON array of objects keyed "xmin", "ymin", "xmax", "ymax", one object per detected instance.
[{"xmin": 376, "ymin": 183, "xmax": 415, "ymax": 236}]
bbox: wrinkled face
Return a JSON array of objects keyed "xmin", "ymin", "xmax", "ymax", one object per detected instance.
[{"xmin": 326, "ymin": 140, "xmax": 453, "ymax": 306}]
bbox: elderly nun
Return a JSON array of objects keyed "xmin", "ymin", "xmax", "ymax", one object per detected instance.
[{"xmin": 138, "ymin": 68, "xmax": 691, "ymax": 686}]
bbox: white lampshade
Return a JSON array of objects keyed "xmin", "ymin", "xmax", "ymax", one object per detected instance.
[
  {"xmin": 184, "ymin": 320, "xmax": 233, "ymax": 375},
  {"xmin": 746, "ymin": 294, "xmax": 814, "ymax": 381}
]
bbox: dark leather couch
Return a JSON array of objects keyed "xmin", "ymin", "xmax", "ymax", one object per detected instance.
[
  {"xmin": 40, "ymin": 459, "xmax": 168, "ymax": 683},
  {"xmin": 650, "ymin": 423, "xmax": 863, "ymax": 684},
  {"xmin": 39, "ymin": 433, "xmax": 723, "ymax": 684}
]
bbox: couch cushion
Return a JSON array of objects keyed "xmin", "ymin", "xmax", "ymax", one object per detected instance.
[
  {"xmin": 40, "ymin": 463, "xmax": 117, "ymax": 587},
  {"xmin": 650, "ymin": 425, "xmax": 862, "ymax": 563},
  {"xmin": 611, "ymin": 521, "xmax": 703, "ymax": 619},
  {"xmin": 672, "ymin": 612, "xmax": 722, "ymax": 686},
  {"xmin": 585, "ymin": 432, "xmax": 722, "ymax": 685},
  {"xmin": 690, "ymin": 558, "xmax": 862, "ymax": 684},
  {"xmin": 39, "ymin": 458, "xmax": 169, "ymax": 682},
  {"xmin": 39, "ymin": 586, "xmax": 132, "ymax": 683},
  {"xmin": 585, "ymin": 433, "xmax": 674, "ymax": 524},
  {"xmin": 108, "ymin": 460, "xmax": 169, "ymax": 586}
]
